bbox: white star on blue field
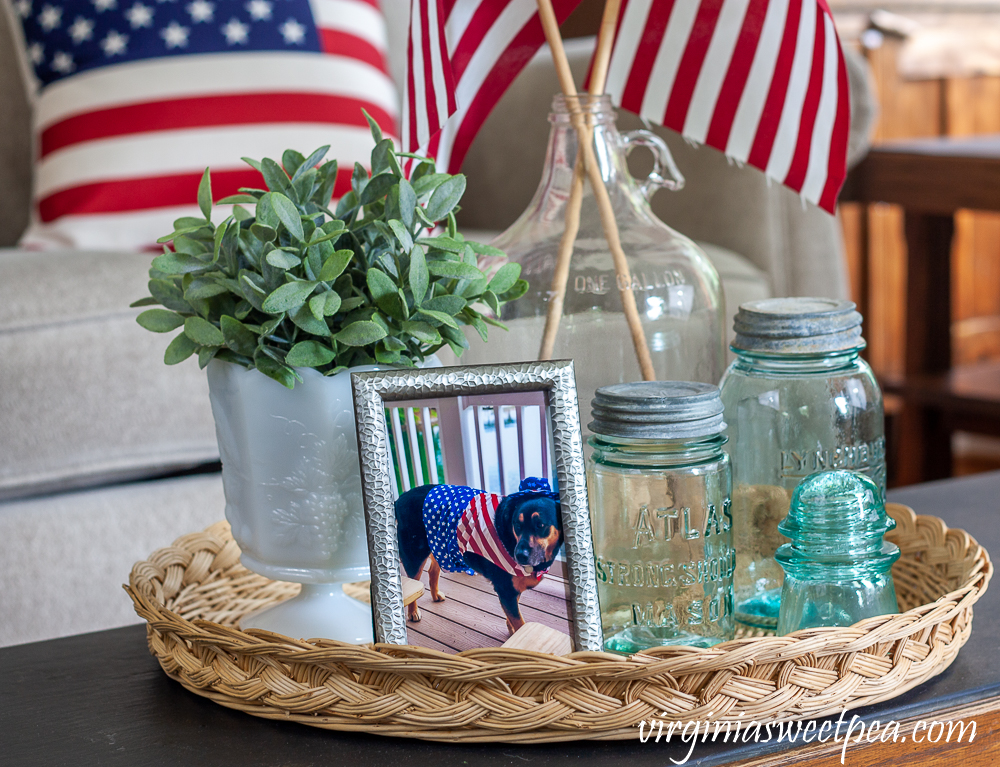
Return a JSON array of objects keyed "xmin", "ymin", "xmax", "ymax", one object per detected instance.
[{"xmin": 15, "ymin": 0, "xmax": 322, "ymax": 86}]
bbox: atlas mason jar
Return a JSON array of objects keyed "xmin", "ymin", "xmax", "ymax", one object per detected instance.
[
  {"xmin": 719, "ymin": 298, "xmax": 886, "ymax": 630},
  {"xmin": 587, "ymin": 382, "xmax": 735, "ymax": 652}
]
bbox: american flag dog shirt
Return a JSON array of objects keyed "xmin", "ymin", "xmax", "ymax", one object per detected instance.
[{"xmin": 422, "ymin": 480, "xmax": 554, "ymax": 579}]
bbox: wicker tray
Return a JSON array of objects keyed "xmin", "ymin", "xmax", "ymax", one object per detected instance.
[{"xmin": 126, "ymin": 503, "xmax": 991, "ymax": 743}]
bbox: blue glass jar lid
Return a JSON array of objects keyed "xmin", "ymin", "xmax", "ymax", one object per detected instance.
[
  {"xmin": 589, "ymin": 381, "xmax": 726, "ymax": 439},
  {"xmin": 732, "ymin": 297, "xmax": 864, "ymax": 354}
]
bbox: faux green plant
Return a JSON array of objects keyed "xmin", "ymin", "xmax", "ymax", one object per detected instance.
[{"xmin": 132, "ymin": 117, "xmax": 527, "ymax": 388}]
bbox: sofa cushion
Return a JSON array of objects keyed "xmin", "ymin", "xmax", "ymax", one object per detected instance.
[
  {"xmin": 2, "ymin": 0, "xmax": 397, "ymax": 250},
  {"xmin": 0, "ymin": 247, "xmax": 218, "ymax": 500},
  {"xmin": 0, "ymin": 473, "xmax": 225, "ymax": 647}
]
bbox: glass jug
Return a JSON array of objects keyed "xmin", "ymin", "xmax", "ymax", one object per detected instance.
[{"xmin": 463, "ymin": 95, "xmax": 725, "ymax": 432}]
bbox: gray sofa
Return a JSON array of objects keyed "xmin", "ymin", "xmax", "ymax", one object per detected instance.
[{"xmin": 0, "ymin": 6, "xmax": 872, "ymax": 646}]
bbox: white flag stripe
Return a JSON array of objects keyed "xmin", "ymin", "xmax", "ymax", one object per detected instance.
[
  {"xmin": 409, "ymin": 2, "xmax": 431, "ymax": 145},
  {"xmin": 764, "ymin": 0, "xmax": 816, "ymax": 182},
  {"xmin": 311, "ymin": 0, "xmax": 389, "ymax": 49},
  {"xmin": 639, "ymin": 0, "xmax": 701, "ymax": 121},
  {"xmin": 424, "ymin": 0, "xmax": 537, "ymax": 171},
  {"xmin": 799, "ymin": 12, "xmax": 838, "ymax": 202},
  {"xmin": 683, "ymin": 0, "xmax": 754, "ymax": 143},
  {"xmin": 724, "ymin": 0, "xmax": 789, "ymax": 162},
  {"xmin": 444, "ymin": 0, "xmax": 481, "ymax": 58},
  {"xmin": 35, "ymin": 53, "xmax": 399, "ymax": 131},
  {"xmin": 604, "ymin": 0, "xmax": 654, "ymax": 104},
  {"xmin": 426, "ymin": 0, "xmax": 452, "ymax": 128},
  {"xmin": 36, "ymin": 125, "xmax": 374, "ymax": 199},
  {"xmin": 23, "ymin": 204, "xmax": 205, "ymax": 250}
]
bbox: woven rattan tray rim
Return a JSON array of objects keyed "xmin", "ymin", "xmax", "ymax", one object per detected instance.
[{"xmin": 126, "ymin": 503, "xmax": 992, "ymax": 743}]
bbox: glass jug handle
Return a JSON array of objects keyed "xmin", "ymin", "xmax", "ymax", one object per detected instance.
[{"xmin": 621, "ymin": 130, "xmax": 685, "ymax": 199}]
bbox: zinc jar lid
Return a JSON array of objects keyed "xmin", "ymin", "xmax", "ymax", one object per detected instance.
[
  {"xmin": 589, "ymin": 381, "xmax": 725, "ymax": 439},
  {"xmin": 732, "ymin": 297, "xmax": 864, "ymax": 354}
]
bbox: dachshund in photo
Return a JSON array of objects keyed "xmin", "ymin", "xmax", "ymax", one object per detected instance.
[{"xmin": 394, "ymin": 477, "xmax": 563, "ymax": 635}]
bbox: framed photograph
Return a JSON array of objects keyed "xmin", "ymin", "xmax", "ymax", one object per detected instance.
[{"xmin": 351, "ymin": 361, "xmax": 602, "ymax": 653}]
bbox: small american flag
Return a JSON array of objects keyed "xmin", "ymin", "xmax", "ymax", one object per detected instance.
[
  {"xmin": 402, "ymin": 0, "xmax": 582, "ymax": 174},
  {"xmin": 599, "ymin": 0, "xmax": 850, "ymax": 212},
  {"xmin": 11, "ymin": 0, "xmax": 398, "ymax": 248},
  {"xmin": 457, "ymin": 491, "xmax": 539, "ymax": 578}
]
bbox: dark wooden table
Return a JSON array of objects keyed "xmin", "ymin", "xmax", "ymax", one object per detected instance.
[
  {"xmin": 3, "ymin": 472, "xmax": 1000, "ymax": 767},
  {"xmin": 842, "ymin": 135, "xmax": 1000, "ymax": 485}
]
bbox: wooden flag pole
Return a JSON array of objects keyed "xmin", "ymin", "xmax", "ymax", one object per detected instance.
[{"xmin": 535, "ymin": 0, "xmax": 655, "ymax": 381}]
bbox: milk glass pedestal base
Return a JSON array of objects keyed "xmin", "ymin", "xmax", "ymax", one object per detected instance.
[
  {"xmin": 241, "ymin": 584, "xmax": 374, "ymax": 644},
  {"xmin": 207, "ymin": 361, "xmax": 382, "ymax": 644}
]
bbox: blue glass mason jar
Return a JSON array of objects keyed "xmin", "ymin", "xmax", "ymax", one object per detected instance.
[
  {"xmin": 587, "ymin": 382, "xmax": 735, "ymax": 652},
  {"xmin": 718, "ymin": 298, "xmax": 885, "ymax": 630}
]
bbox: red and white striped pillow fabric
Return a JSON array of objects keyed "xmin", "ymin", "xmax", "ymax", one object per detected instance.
[{"xmin": 4, "ymin": 0, "xmax": 398, "ymax": 250}]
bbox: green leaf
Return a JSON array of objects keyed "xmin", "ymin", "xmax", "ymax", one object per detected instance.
[
  {"xmin": 483, "ymin": 315, "xmax": 509, "ymax": 331},
  {"xmin": 286, "ymin": 340, "xmax": 336, "ymax": 367},
  {"xmin": 282, "ymin": 149, "xmax": 306, "ymax": 178},
  {"xmin": 371, "ymin": 138, "xmax": 394, "ymax": 176},
  {"xmin": 363, "ymin": 108, "xmax": 383, "ymax": 143},
  {"xmin": 411, "ymin": 173, "xmax": 449, "ymax": 199},
  {"xmin": 466, "ymin": 312, "xmax": 489, "ymax": 343},
  {"xmin": 482, "ymin": 290, "xmax": 501, "ymax": 316},
  {"xmin": 426, "ymin": 260, "xmax": 484, "ymax": 280},
  {"xmin": 400, "ymin": 321, "xmax": 441, "ymax": 344},
  {"xmin": 250, "ymin": 223, "xmax": 277, "ymax": 243},
  {"xmin": 260, "ymin": 157, "xmax": 291, "ymax": 194},
  {"xmin": 198, "ymin": 346, "xmax": 218, "ymax": 369},
  {"xmin": 418, "ymin": 236, "xmax": 465, "ymax": 253},
  {"xmin": 254, "ymin": 350, "xmax": 299, "ymax": 389},
  {"xmin": 137, "ymin": 309, "xmax": 184, "ymax": 333},
  {"xmin": 360, "ymin": 172, "xmax": 396, "ymax": 205},
  {"xmin": 148, "ymin": 279, "xmax": 191, "ymax": 312},
  {"xmin": 339, "ymin": 296, "xmax": 366, "ymax": 314},
  {"xmin": 129, "ymin": 296, "xmax": 159, "ymax": 308},
  {"xmin": 241, "ymin": 156, "xmax": 263, "ymax": 173},
  {"xmin": 441, "ymin": 324, "xmax": 470, "ymax": 351},
  {"xmin": 488, "ymin": 262, "xmax": 522, "ymax": 295},
  {"xmin": 318, "ymin": 249, "xmax": 354, "ymax": 282},
  {"xmin": 151, "ymin": 252, "xmax": 209, "ymax": 275},
  {"xmin": 423, "ymin": 174, "xmax": 466, "ymax": 221},
  {"xmin": 262, "ymin": 280, "xmax": 318, "ymax": 313},
  {"xmin": 232, "ymin": 205, "xmax": 253, "ymax": 222},
  {"xmin": 309, "ymin": 291, "xmax": 342, "ymax": 320},
  {"xmin": 309, "ymin": 220, "xmax": 346, "ymax": 246},
  {"xmin": 366, "ymin": 268, "xmax": 397, "ymax": 302},
  {"xmin": 216, "ymin": 194, "xmax": 259, "ymax": 205},
  {"xmin": 184, "ymin": 316, "xmax": 225, "ymax": 346},
  {"xmin": 197, "ymin": 167, "xmax": 212, "ymax": 220},
  {"xmin": 164, "ymin": 332, "xmax": 198, "ymax": 365},
  {"xmin": 409, "ymin": 244, "xmax": 428, "ymax": 305},
  {"xmin": 467, "ymin": 240, "xmax": 506, "ymax": 257},
  {"xmin": 289, "ymin": 304, "xmax": 330, "ymax": 336},
  {"xmin": 424, "ymin": 295, "xmax": 466, "ymax": 315},
  {"xmin": 387, "ymin": 219, "xmax": 413, "ymax": 251},
  {"xmin": 398, "ymin": 178, "xmax": 417, "ymax": 229},
  {"xmin": 416, "ymin": 308, "xmax": 459, "ymax": 329},
  {"xmin": 500, "ymin": 279, "xmax": 530, "ymax": 302},
  {"xmin": 265, "ymin": 248, "xmax": 302, "ymax": 269},
  {"xmin": 221, "ymin": 316, "xmax": 258, "ymax": 357},
  {"xmin": 335, "ymin": 320, "xmax": 387, "ymax": 347},
  {"xmin": 292, "ymin": 145, "xmax": 330, "ymax": 183},
  {"xmin": 183, "ymin": 277, "xmax": 229, "ymax": 300},
  {"xmin": 255, "ymin": 193, "xmax": 280, "ymax": 230},
  {"xmin": 270, "ymin": 192, "xmax": 304, "ymax": 242},
  {"xmin": 383, "ymin": 335, "xmax": 407, "ymax": 352}
]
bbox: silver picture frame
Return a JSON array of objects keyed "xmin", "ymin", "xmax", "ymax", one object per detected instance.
[{"xmin": 351, "ymin": 360, "xmax": 602, "ymax": 652}]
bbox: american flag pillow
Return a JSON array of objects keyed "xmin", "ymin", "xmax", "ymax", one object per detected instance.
[{"xmin": 5, "ymin": 0, "xmax": 398, "ymax": 250}]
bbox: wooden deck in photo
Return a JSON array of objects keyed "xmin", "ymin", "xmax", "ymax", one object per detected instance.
[{"xmin": 404, "ymin": 561, "xmax": 573, "ymax": 654}]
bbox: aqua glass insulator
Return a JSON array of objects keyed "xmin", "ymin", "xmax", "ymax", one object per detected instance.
[{"xmin": 775, "ymin": 470, "xmax": 900, "ymax": 635}]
